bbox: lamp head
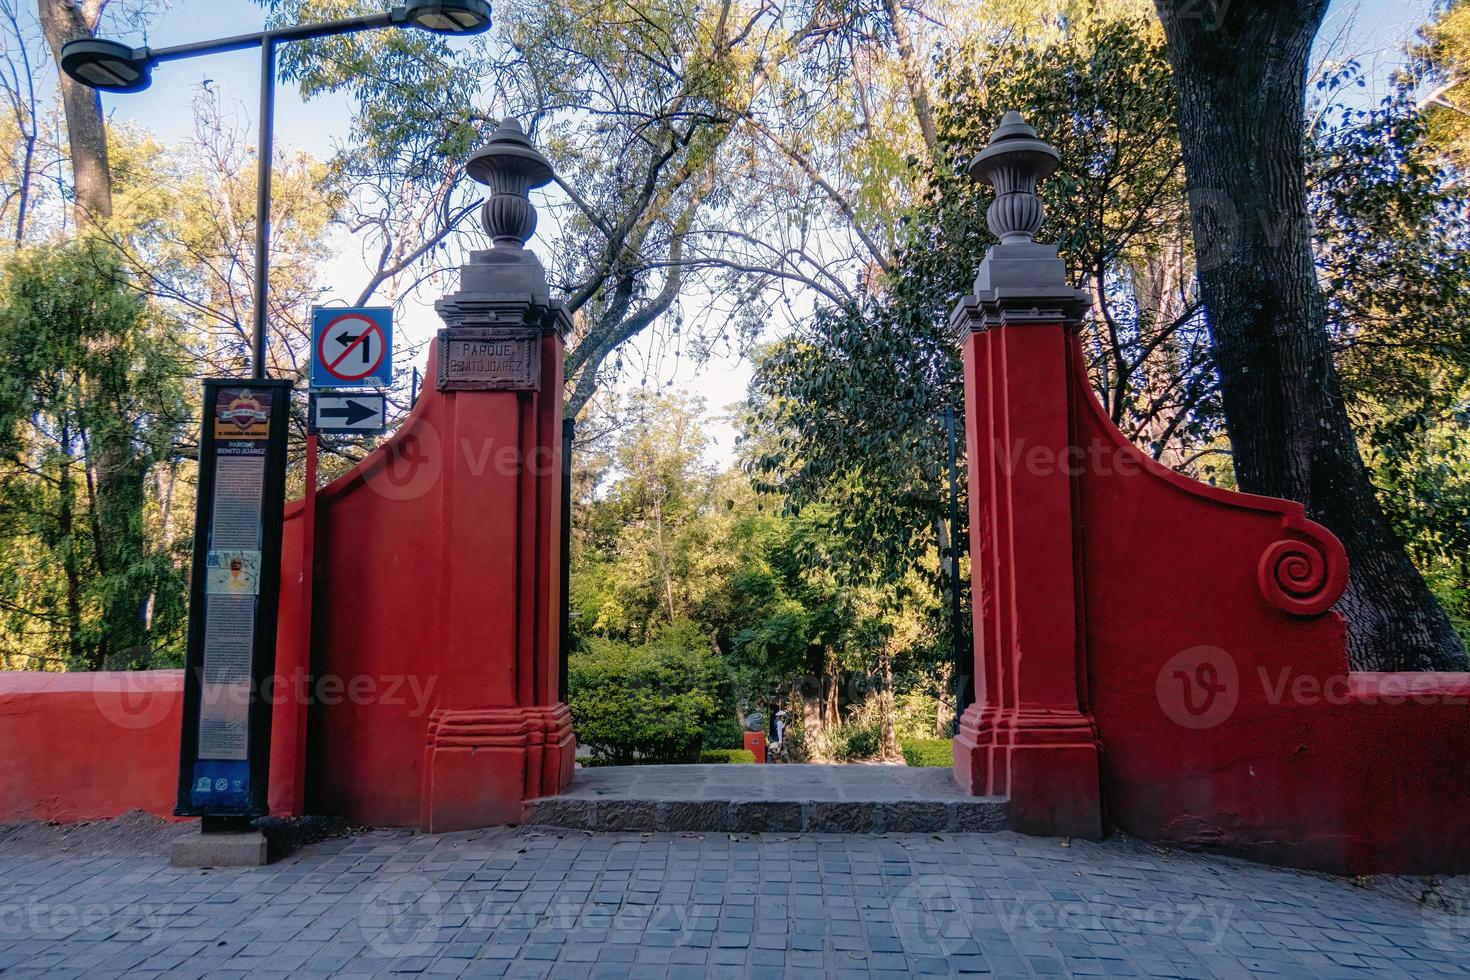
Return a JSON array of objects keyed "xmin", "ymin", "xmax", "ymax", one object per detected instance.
[
  {"xmin": 60, "ymin": 38, "xmax": 152, "ymax": 93},
  {"xmin": 399, "ymin": 0, "xmax": 492, "ymax": 34}
]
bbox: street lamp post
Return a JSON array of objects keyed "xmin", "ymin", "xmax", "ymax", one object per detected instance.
[{"xmin": 61, "ymin": 1, "xmax": 492, "ymax": 381}]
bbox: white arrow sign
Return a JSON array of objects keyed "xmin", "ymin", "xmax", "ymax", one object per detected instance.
[{"xmin": 311, "ymin": 393, "xmax": 387, "ymax": 435}]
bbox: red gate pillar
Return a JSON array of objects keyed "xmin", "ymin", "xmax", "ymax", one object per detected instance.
[
  {"xmin": 417, "ymin": 118, "xmax": 575, "ymax": 832},
  {"xmin": 950, "ymin": 112, "xmax": 1102, "ymax": 839}
]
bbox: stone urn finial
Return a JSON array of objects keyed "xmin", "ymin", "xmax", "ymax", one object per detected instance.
[
  {"xmin": 466, "ymin": 117, "xmax": 556, "ymax": 248},
  {"xmin": 968, "ymin": 110, "xmax": 1060, "ymax": 246}
]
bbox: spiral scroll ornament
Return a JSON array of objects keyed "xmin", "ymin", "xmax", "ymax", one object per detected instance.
[{"xmin": 1256, "ymin": 534, "xmax": 1346, "ymax": 617}]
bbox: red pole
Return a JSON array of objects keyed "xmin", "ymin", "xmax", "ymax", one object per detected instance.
[{"xmin": 286, "ymin": 433, "xmax": 318, "ymax": 815}]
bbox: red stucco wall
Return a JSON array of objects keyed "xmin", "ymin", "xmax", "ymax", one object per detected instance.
[
  {"xmin": 0, "ymin": 670, "xmax": 184, "ymax": 823},
  {"xmin": 1066, "ymin": 336, "xmax": 1470, "ymax": 873}
]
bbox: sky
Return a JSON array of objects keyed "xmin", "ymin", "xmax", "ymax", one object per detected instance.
[{"xmin": 76, "ymin": 0, "xmax": 1442, "ymax": 462}]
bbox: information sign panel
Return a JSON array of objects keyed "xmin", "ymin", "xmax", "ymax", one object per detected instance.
[{"xmin": 176, "ymin": 379, "xmax": 291, "ymax": 818}]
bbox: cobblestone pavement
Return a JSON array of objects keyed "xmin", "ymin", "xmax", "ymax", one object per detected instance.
[{"xmin": 2, "ymin": 825, "xmax": 1468, "ymax": 978}]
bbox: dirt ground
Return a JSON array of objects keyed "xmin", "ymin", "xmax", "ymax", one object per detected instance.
[
  {"xmin": 0, "ymin": 810, "xmax": 190, "ymax": 856},
  {"xmin": 0, "ymin": 809, "xmax": 356, "ymax": 862}
]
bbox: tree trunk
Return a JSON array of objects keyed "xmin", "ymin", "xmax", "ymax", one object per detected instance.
[
  {"xmin": 652, "ymin": 495, "xmax": 676, "ymax": 624},
  {"xmin": 879, "ymin": 648, "xmax": 897, "ymax": 760},
  {"xmin": 57, "ymin": 424, "xmax": 86, "ymax": 669},
  {"xmin": 38, "ymin": 0, "xmax": 112, "ymax": 225},
  {"xmin": 878, "ymin": 0, "xmax": 939, "ymax": 163},
  {"xmin": 1154, "ymin": 0, "xmax": 1467, "ymax": 670}
]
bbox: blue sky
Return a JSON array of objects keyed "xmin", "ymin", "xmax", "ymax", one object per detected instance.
[
  {"xmin": 79, "ymin": 0, "xmax": 1441, "ymax": 458},
  {"xmin": 95, "ymin": 0, "xmax": 1438, "ymax": 152}
]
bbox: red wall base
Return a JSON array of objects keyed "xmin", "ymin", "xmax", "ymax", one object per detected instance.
[
  {"xmin": 953, "ymin": 705, "xmax": 1102, "ymax": 840},
  {"xmin": 421, "ymin": 706, "xmax": 575, "ymax": 832}
]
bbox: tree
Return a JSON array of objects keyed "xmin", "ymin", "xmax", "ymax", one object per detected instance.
[
  {"xmin": 0, "ymin": 243, "xmax": 189, "ymax": 669},
  {"xmin": 264, "ymin": 0, "xmax": 755, "ymax": 418},
  {"xmin": 262, "ymin": 0, "xmax": 978, "ymax": 421},
  {"xmin": 101, "ymin": 92, "xmax": 339, "ymax": 380},
  {"xmin": 750, "ymin": 11, "xmax": 1217, "ymax": 587},
  {"xmin": 37, "ymin": 0, "xmax": 111, "ymax": 225},
  {"xmin": 568, "ymin": 620, "xmax": 728, "ymax": 764},
  {"xmin": 568, "ymin": 391, "xmax": 946, "ymax": 760},
  {"xmin": 1411, "ymin": 0, "xmax": 1470, "ymax": 167},
  {"xmin": 1309, "ymin": 68, "xmax": 1470, "ymax": 646},
  {"xmin": 1154, "ymin": 0, "xmax": 1467, "ymax": 670},
  {"xmin": 0, "ymin": 0, "xmax": 43, "ymax": 243}
]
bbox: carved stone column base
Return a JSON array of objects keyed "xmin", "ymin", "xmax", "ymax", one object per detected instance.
[{"xmin": 420, "ymin": 705, "xmax": 575, "ymax": 833}]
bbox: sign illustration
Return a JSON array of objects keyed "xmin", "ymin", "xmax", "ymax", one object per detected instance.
[
  {"xmin": 310, "ymin": 392, "xmax": 388, "ymax": 435},
  {"xmin": 311, "ymin": 307, "xmax": 393, "ymax": 388}
]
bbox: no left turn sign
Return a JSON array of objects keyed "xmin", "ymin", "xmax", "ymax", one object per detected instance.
[{"xmin": 311, "ymin": 307, "xmax": 393, "ymax": 388}]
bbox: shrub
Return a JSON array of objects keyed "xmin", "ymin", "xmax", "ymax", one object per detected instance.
[
  {"xmin": 699, "ymin": 749, "xmax": 756, "ymax": 764},
  {"xmin": 568, "ymin": 621, "xmax": 726, "ymax": 765},
  {"xmin": 827, "ymin": 719, "xmax": 882, "ymax": 761},
  {"xmin": 900, "ymin": 738, "xmax": 953, "ymax": 768},
  {"xmin": 702, "ymin": 715, "xmax": 744, "ymax": 751},
  {"xmin": 894, "ymin": 676, "xmax": 945, "ymax": 741}
]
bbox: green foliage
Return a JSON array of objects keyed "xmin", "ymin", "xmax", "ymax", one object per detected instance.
[
  {"xmin": 748, "ymin": 9, "xmax": 1218, "ymax": 590},
  {"xmin": 900, "ymin": 738, "xmax": 953, "ymax": 768},
  {"xmin": 893, "ymin": 678, "xmax": 944, "ymax": 742},
  {"xmin": 573, "ymin": 392, "xmax": 890, "ymax": 689},
  {"xmin": 1308, "ymin": 69, "xmax": 1470, "ymax": 646},
  {"xmin": 826, "ymin": 718, "xmax": 882, "ymax": 762},
  {"xmin": 1408, "ymin": 0, "xmax": 1470, "ymax": 168},
  {"xmin": 0, "ymin": 243, "xmax": 189, "ymax": 670},
  {"xmin": 699, "ymin": 749, "xmax": 755, "ymax": 764},
  {"xmin": 701, "ymin": 715, "xmax": 745, "ymax": 752},
  {"xmin": 569, "ymin": 392, "xmax": 947, "ymax": 761},
  {"xmin": 748, "ymin": 11, "xmax": 1470, "ymax": 656},
  {"xmin": 567, "ymin": 620, "xmax": 728, "ymax": 765}
]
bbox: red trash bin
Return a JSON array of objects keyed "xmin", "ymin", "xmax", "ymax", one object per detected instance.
[{"xmin": 743, "ymin": 730, "xmax": 766, "ymax": 763}]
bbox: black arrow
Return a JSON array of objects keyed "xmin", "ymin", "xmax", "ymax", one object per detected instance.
[
  {"xmin": 320, "ymin": 399, "xmax": 379, "ymax": 427},
  {"xmin": 335, "ymin": 329, "xmax": 372, "ymax": 365}
]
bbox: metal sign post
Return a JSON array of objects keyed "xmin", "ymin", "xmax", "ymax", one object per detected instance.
[{"xmin": 176, "ymin": 379, "xmax": 292, "ymax": 823}]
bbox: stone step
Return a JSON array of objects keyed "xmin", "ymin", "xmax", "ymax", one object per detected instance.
[{"xmin": 522, "ymin": 763, "xmax": 1007, "ymax": 834}]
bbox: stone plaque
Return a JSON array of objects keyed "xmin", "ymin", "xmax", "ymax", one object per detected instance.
[{"xmin": 437, "ymin": 328, "xmax": 541, "ymax": 391}]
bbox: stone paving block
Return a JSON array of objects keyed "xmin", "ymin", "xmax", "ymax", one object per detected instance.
[{"xmin": 12, "ymin": 824, "xmax": 1470, "ymax": 978}]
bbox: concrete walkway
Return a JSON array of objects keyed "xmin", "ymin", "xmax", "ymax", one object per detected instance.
[
  {"xmin": 526, "ymin": 765, "xmax": 1006, "ymax": 834},
  {"xmin": 2, "ymin": 821, "xmax": 1468, "ymax": 978}
]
